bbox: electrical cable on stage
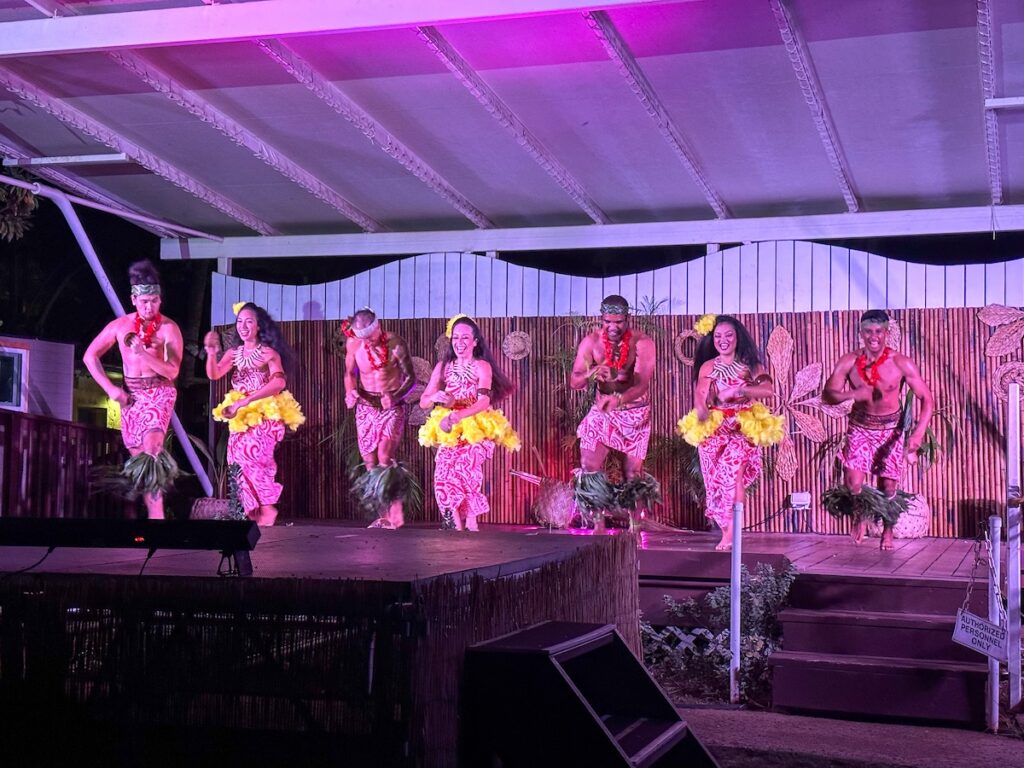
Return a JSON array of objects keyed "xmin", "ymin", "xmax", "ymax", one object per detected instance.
[{"xmin": 0, "ymin": 546, "xmax": 55, "ymax": 579}]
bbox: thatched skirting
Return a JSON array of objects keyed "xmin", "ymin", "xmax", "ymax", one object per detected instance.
[{"xmin": 0, "ymin": 535, "xmax": 638, "ymax": 767}]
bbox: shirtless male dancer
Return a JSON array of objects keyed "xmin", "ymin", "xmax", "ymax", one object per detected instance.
[{"xmin": 823, "ymin": 310, "xmax": 933, "ymax": 550}]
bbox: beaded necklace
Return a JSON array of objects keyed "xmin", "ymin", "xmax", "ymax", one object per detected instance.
[
  {"xmin": 856, "ymin": 347, "xmax": 890, "ymax": 386},
  {"xmin": 132, "ymin": 312, "xmax": 162, "ymax": 348},
  {"xmin": 601, "ymin": 329, "xmax": 632, "ymax": 370},
  {"xmin": 235, "ymin": 344, "xmax": 264, "ymax": 370}
]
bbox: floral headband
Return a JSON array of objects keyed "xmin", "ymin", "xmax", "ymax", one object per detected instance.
[
  {"xmin": 694, "ymin": 314, "xmax": 716, "ymax": 337},
  {"xmin": 599, "ymin": 301, "xmax": 629, "ymax": 315},
  {"xmin": 445, "ymin": 313, "xmax": 472, "ymax": 338},
  {"xmin": 131, "ymin": 284, "xmax": 161, "ymax": 297}
]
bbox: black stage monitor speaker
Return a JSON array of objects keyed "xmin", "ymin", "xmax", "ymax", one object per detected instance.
[
  {"xmin": 0, "ymin": 519, "xmax": 261, "ymax": 576},
  {"xmin": 464, "ymin": 621, "xmax": 719, "ymax": 767}
]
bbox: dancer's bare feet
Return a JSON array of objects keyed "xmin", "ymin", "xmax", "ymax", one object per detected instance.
[
  {"xmin": 256, "ymin": 504, "xmax": 278, "ymax": 527},
  {"xmin": 850, "ymin": 516, "xmax": 866, "ymax": 545},
  {"xmin": 880, "ymin": 527, "xmax": 894, "ymax": 551},
  {"xmin": 715, "ymin": 523, "xmax": 732, "ymax": 551},
  {"xmin": 144, "ymin": 492, "xmax": 165, "ymax": 520},
  {"xmin": 387, "ymin": 500, "xmax": 405, "ymax": 529}
]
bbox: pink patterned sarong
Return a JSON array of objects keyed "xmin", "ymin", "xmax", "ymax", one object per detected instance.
[
  {"xmin": 228, "ymin": 419, "xmax": 286, "ymax": 513},
  {"xmin": 355, "ymin": 399, "xmax": 408, "ymax": 456},
  {"xmin": 435, "ymin": 441, "xmax": 495, "ymax": 520},
  {"xmin": 842, "ymin": 410, "xmax": 904, "ymax": 480},
  {"xmin": 226, "ymin": 345, "xmax": 289, "ymax": 513},
  {"xmin": 698, "ymin": 411, "xmax": 761, "ymax": 528},
  {"xmin": 430, "ymin": 361, "xmax": 498, "ymax": 522},
  {"xmin": 121, "ymin": 376, "xmax": 176, "ymax": 450},
  {"xmin": 576, "ymin": 404, "xmax": 651, "ymax": 460}
]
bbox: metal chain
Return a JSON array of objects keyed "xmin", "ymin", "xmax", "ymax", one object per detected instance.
[{"xmin": 962, "ymin": 522, "xmax": 1009, "ymax": 626}]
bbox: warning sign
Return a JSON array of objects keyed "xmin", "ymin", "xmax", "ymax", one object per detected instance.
[{"xmin": 952, "ymin": 608, "xmax": 1008, "ymax": 662}]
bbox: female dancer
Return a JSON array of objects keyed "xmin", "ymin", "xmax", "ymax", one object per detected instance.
[
  {"xmin": 679, "ymin": 315, "xmax": 781, "ymax": 550},
  {"xmin": 418, "ymin": 314, "xmax": 520, "ymax": 530},
  {"xmin": 204, "ymin": 302, "xmax": 304, "ymax": 526}
]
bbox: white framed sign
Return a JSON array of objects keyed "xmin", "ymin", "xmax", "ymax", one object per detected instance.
[{"xmin": 952, "ymin": 608, "xmax": 1008, "ymax": 662}]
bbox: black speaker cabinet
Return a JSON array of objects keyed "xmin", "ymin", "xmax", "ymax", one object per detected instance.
[{"xmin": 463, "ymin": 621, "xmax": 719, "ymax": 767}]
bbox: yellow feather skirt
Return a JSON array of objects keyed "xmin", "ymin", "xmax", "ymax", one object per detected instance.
[
  {"xmin": 677, "ymin": 403, "xmax": 785, "ymax": 448},
  {"xmin": 212, "ymin": 389, "xmax": 306, "ymax": 433},
  {"xmin": 418, "ymin": 407, "xmax": 521, "ymax": 452}
]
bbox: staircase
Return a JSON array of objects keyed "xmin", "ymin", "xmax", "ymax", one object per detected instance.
[
  {"xmin": 463, "ymin": 621, "xmax": 719, "ymax": 767},
  {"xmin": 770, "ymin": 573, "xmax": 989, "ymax": 727}
]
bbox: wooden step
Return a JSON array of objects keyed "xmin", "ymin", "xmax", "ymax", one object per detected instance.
[
  {"xmin": 787, "ymin": 573, "xmax": 986, "ymax": 615},
  {"xmin": 602, "ymin": 716, "xmax": 690, "ymax": 767},
  {"xmin": 780, "ymin": 608, "xmax": 978, "ymax": 662},
  {"xmin": 640, "ymin": 548, "xmax": 789, "ymax": 581},
  {"xmin": 769, "ymin": 649, "xmax": 987, "ymax": 726}
]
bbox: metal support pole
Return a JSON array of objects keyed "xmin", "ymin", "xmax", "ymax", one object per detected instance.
[
  {"xmin": 730, "ymin": 502, "xmax": 743, "ymax": 704},
  {"xmin": 44, "ymin": 187, "xmax": 214, "ymax": 497},
  {"xmin": 988, "ymin": 514, "xmax": 1002, "ymax": 732},
  {"xmin": 0, "ymin": 175, "xmax": 222, "ymax": 240},
  {"xmin": 1007, "ymin": 382, "xmax": 1021, "ymax": 708}
]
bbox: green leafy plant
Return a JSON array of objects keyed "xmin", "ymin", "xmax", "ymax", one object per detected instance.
[
  {"xmin": 350, "ymin": 462, "xmax": 424, "ymax": 519},
  {"xmin": 821, "ymin": 485, "xmax": 913, "ymax": 526},
  {"xmin": 631, "ymin": 295, "xmax": 668, "ymax": 337},
  {"xmin": 647, "ymin": 433, "xmax": 705, "ymax": 506},
  {"xmin": 901, "ymin": 390, "xmax": 959, "ymax": 471},
  {"xmin": 641, "ymin": 561, "xmax": 798, "ymax": 706},
  {"xmin": 0, "ymin": 169, "xmax": 39, "ymax": 242},
  {"xmin": 186, "ymin": 431, "xmax": 230, "ymax": 495},
  {"xmin": 224, "ymin": 463, "xmax": 246, "ymax": 520},
  {"xmin": 544, "ymin": 313, "xmax": 598, "ymax": 454}
]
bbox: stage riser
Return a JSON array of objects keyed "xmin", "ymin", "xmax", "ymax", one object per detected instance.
[
  {"xmin": 787, "ymin": 575, "xmax": 986, "ymax": 615},
  {"xmin": 770, "ymin": 655, "xmax": 987, "ymax": 727},
  {"xmin": 639, "ymin": 582, "xmax": 723, "ymax": 625},
  {"xmin": 639, "ymin": 549, "xmax": 790, "ymax": 626},
  {"xmin": 639, "ymin": 550, "xmax": 789, "ymax": 581},
  {"xmin": 780, "ymin": 610, "xmax": 977, "ymax": 663}
]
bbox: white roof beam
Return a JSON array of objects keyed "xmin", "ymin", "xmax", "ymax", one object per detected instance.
[
  {"xmin": 161, "ymin": 204, "xmax": 1024, "ymax": 261},
  {"xmin": 29, "ymin": 0, "xmax": 381, "ymax": 231},
  {"xmin": 255, "ymin": 39, "xmax": 495, "ymax": 229},
  {"xmin": 22, "ymin": 0, "xmax": 64, "ymax": 17},
  {"xmin": 769, "ymin": 0, "xmax": 861, "ymax": 213},
  {"xmin": 417, "ymin": 25, "xmax": 611, "ymax": 225},
  {"xmin": 985, "ymin": 96, "xmax": 1024, "ymax": 110},
  {"xmin": 0, "ymin": 65, "xmax": 278, "ymax": 234},
  {"xmin": 0, "ymin": 0, "xmax": 670, "ymax": 58},
  {"xmin": 3, "ymin": 152, "xmax": 128, "ymax": 166},
  {"xmin": 108, "ymin": 49, "xmax": 385, "ymax": 232},
  {"xmin": 976, "ymin": 0, "xmax": 1004, "ymax": 205},
  {"xmin": 0, "ymin": 135, "xmax": 177, "ymax": 237},
  {"xmin": 584, "ymin": 10, "xmax": 729, "ymax": 219}
]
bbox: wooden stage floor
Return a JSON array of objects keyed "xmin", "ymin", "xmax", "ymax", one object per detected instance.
[
  {"xmin": 477, "ymin": 524, "xmax": 1011, "ymax": 580},
  {"xmin": 0, "ymin": 523, "xmax": 620, "ymax": 582},
  {"xmin": 0, "ymin": 520, "xmax": 1010, "ymax": 582},
  {"xmin": 634, "ymin": 529, "xmax": 992, "ymax": 580}
]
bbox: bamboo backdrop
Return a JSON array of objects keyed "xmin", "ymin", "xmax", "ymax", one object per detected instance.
[{"xmin": 220, "ymin": 307, "xmax": 1022, "ymax": 538}]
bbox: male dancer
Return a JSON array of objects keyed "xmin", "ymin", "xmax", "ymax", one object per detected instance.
[
  {"xmin": 823, "ymin": 310, "xmax": 933, "ymax": 550},
  {"xmin": 343, "ymin": 307, "xmax": 417, "ymax": 528},
  {"xmin": 84, "ymin": 260, "xmax": 183, "ymax": 518},
  {"xmin": 569, "ymin": 295, "xmax": 658, "ymax": 530}
]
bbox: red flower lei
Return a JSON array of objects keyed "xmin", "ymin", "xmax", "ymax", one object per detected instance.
[
  {"xmin": 339, "ymin": 319, "xmax": 355, "ymax": 338},
  {"xmin": 363, "ymin": 331, "xmax": 391, "ymax": 371},
  {"xmin": 856, "ymin": 347, "xmax": 890, "ymax": 386},
  {"xmin": 133, "ymin": 312, "xmax": 162, "ymax": 348},
  {"xmin": 601, "ymin": 329, "xmax": 632, "ymax": 370}
]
